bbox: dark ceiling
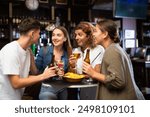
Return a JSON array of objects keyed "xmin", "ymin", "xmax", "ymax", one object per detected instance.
[
  {"xmin": 0, "ymin": 0, "xmax": 114, "ymax": 11},
  {"xmin": 0, "ymin": 0, "xmax": 149, "ymax": 11}
]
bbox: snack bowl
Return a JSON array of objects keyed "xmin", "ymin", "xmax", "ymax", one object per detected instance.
[
  {"xmin": 63, "ymin": 72, "xmax": 85, "ymax": 83},
  {"xmin": 63, "ymin": 78, "xmax": 82, "ymax": 83}
]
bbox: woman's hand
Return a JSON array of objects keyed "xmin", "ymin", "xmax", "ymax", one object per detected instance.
[
  {"xmin": 69, "ymin": 54, "xmax": 77, "ymax": 68},
  {"xmin": 82, "ymin": 61, "xmax": 96, "ymax": 78},
  {"xmin": 57, "ymin": 69, "xmax": 64, "ymax": 78}
]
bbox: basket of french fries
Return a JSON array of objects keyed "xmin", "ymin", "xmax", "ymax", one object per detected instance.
[{"xmin": 63, "ymin": 72, "xmax": 85, "ymax": 83}]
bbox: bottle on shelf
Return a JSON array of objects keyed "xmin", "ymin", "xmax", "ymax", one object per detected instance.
[
  {"xmin": 12, "ymin": 17, "xmax": 16, "ymax": 25},
  {"xmin": 1, "ymin": 28, "xmax": 5, "ymax": 38},
  {"xmin": 15, "ymin": 28, "xmax": 20, "ymax": 39},
  {"xmin": 55, "ymin": 16, "xmax": 60, "ymax": 27},
  {"xmin": 16, "ymin": 16, "xmax": 19, "ymax": 24},
  {"xmin": 31, "ymin": 44, "xmax": 37, "ymax": 56},
  {"xmin": 12, "ymin": 28, "xmax": 16, "ymax": 39}
]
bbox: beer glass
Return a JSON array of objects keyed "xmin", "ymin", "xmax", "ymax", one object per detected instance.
[
  {"xmin": 56, "ymin": 60, "xmax": 64, "ymax": 80},
  {"xmin": 72, "ymin": 48, "xmax": 81, "ymax": 73}
]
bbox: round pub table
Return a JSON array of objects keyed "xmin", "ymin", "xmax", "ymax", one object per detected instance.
[{"xmin": 42, "ymin": 79, "xmax": 99, "ymax": 100}]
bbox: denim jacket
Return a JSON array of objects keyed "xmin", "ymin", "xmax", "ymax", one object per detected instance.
[{"xmin": 35, "ymin": 45, "xmax": 68, "ymax": 73}]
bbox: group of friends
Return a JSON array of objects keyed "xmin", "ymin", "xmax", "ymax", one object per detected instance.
[{"xmin": 0, "ymin": 17, "xmax": 145, "ymax": 100}]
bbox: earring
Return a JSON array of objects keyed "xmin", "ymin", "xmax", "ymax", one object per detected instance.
[{"xmin": 64, "ymin": 38, "xmax": 67, "ymax": 41}]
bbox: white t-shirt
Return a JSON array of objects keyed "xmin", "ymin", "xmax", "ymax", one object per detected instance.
[
  {"xmin": 0, "ymin": 41, "xmax": 30, "ymax": 100},
  {"xmin": 76, "ymin": 45, "xmax": 105, "ymax": 74}
]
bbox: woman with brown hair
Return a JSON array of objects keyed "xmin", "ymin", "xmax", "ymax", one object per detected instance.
[
  {"xmin": 82, "ymin": 19, "xmax": 144, "ymax": 100},
  {"xmin": 35, "ymin": 26, "xmax": 72, "ymax": 100},
  {"xmin": 69, "ymin": 21, "xmax": 105, "ymax": 99}
]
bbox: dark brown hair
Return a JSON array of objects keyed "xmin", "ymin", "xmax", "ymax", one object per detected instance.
[
  {"xmin": 74, "ymin": 21, "xmax": 95, "ymax": 48},
  {"xmin": 52, "ymin": 26, "xmax": 72, "ymax": 55},
  {"xmin": 18, "ymin": 18, "xmax": 41, "ymax": 35},
  {"xmin": 97, "ymin": 19, "xmax": 120, "ymax": 43}
]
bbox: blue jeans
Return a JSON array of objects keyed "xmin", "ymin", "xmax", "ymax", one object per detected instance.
[
  {"xmin": 39, "ymin": 83, "xmax": 67, "ymax": 100},
  {"xmin": 39, "ymin": 84, "xmax": 57, "ymax": 100}
]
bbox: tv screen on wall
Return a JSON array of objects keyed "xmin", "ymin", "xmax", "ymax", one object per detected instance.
[{"xmin": 113, "ymin": 0, "xmax": 148, "ymax": 19}]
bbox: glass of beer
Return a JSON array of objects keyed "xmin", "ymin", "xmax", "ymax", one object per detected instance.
[
  {"xmin": 73, "ymin": 53, "xmax": 80, "ymax": 59},
  {"xmin": 72, "ymin": 48, "xmax": 81, "ymax": 73}
]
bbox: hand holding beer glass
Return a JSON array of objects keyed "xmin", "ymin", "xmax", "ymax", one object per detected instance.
[
  {"xmin": 72, "ymin": 48, "xmax": 81, "ymax": 73},
  {"xmin": 56, "ymin": 60, "xmax": 64, "ymax": 80}
]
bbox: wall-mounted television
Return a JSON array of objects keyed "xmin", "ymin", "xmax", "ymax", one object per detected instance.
[{"xmin": 113, "ymin": 0, "xmax": 149, "ymax": 19}]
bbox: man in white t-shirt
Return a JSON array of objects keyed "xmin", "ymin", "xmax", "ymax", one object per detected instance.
[
  {"xmin": 69, "ymin": 22, "xmax": 105, "ymax": 100},
  {"xmin": 0, "ymin": 18, "xmax": 56, "ymax": 100}
]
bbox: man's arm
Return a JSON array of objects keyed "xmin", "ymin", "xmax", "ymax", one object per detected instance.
[{"xmin": 9, "ymin": 66, "xmax": 57, "ymax": 89}]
